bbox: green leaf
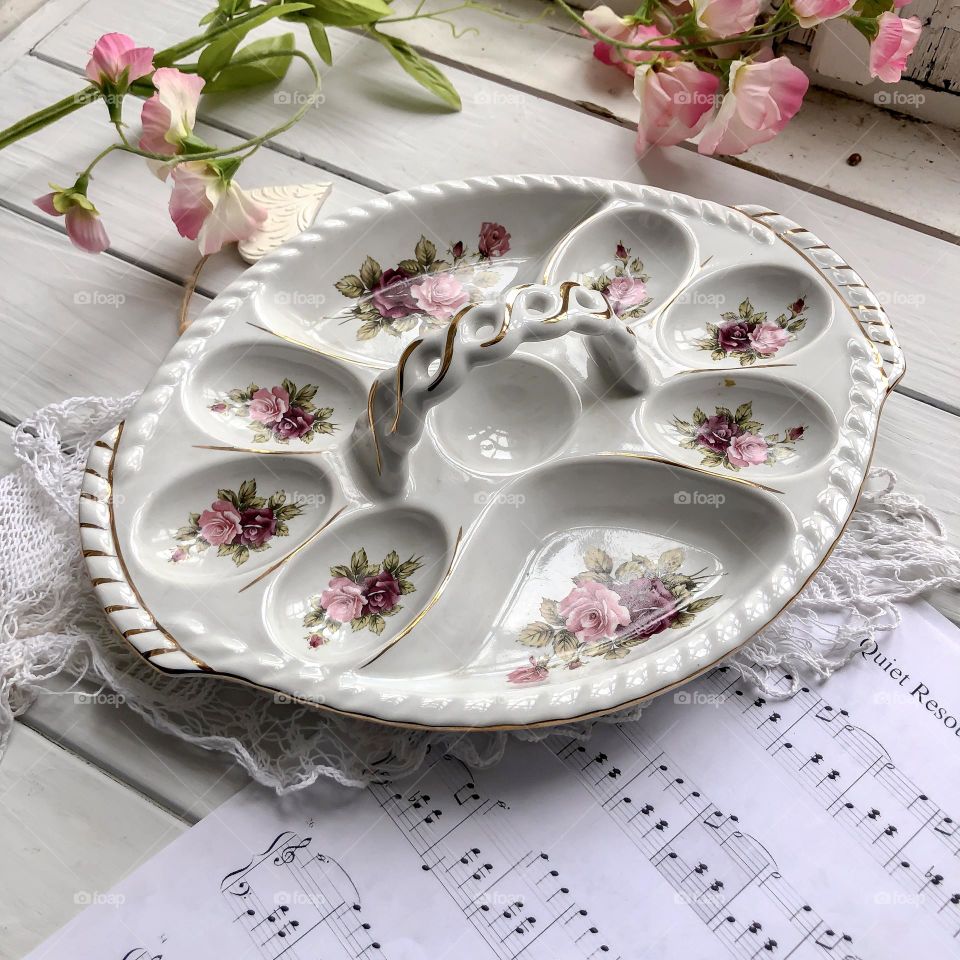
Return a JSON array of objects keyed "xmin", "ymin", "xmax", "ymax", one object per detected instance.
[
  {"xmin": 359, "ymin": 255, "xmax": 382, "ymax": 289},
  {"xmin": 415, "ymin": 235, "xmax": 436, "ymax": 267},
  {"xmin": 307, "ymin": 19, "xmax": 333, "ymax": 64},
  {"xmin": 397, "ymin": 258, "xmax": 421, "ymax": 275},
  {"xmin": 330, "ymin": 563, "xmax": 353, "ymax": 579},
  {"xmin": 684, "ymin": 595, "xmax": 721, "ymax": 615},
  {"xmin": 335, "ymin": 274, "xmax": 365, "ymax": 297},
  {"xmin": 237, "ymin": 478, "xmax": 258, "ymax": 504},
  {"xmin": 518, "ymin": 622, "xmax": 554, "ymax": 648},
  {"xmin": 351, "ymin": 548, "xmax": 369, "ymax": 577},
  {"xmin": 197, "ymin": 2, "xmax": 311, "ymax": 79},
  {"xmin": 372, "ymin": 31, "xmax": 461, "ymax": 110},
  {"xmin": 553, "ymin": 630, "xmax": 579, "ymax": 662},
  {"xmin": 383, "ymin": 550, "xmax": 400, "ymax": 574},
  {"xmin": 584, "ymin": 546, "xmax": 613, "ymax": 575},
  {"xmin": 539, "ymin": 597, "xmax": 563, "ymax": 626},
  {"xmin": 309, "ymin": 0, "xmax": 392, "ymax": 26},
  {"xmin": 357, "ymin": 320, "xmax": 381, "ymax": 340},
  {"xmin": 692, "ymin": 406, "xmax": 708, "ymax": 425},
  {"xmin": 615, "ymin": 559, "xmax": 648, "ymax": 580},
  {"xmin": 734, "ymin": 402, "xmax": 753, "ymax": 425},
  {"xmin": 658, "ymin": 548, "xmax": 684, "ymax": 575},
  {"xmin": 204, "ymin": 33, "xmax": 297, "ymax": 92}
]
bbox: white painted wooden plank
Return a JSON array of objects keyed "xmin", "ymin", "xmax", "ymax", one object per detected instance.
[
  {"xmin": 0, "ymin": 724, "xmax": 184, "ymax": 960},
  {"xmin": 0, "ymin": 206, "xmax": 194, "ymax": 420},
  {"xmin": 0, "ymin": 57, "xmax": 378, "ymax": 293},
  {"xmin": 21, "ymin": 674, "xmax": 249, "ymax": 823},
  {"xmin": 0, "ymin": 422, "xmax": 17, "ymax": 476},
  {"xmin": 27, "ymin": 12, "xmax": 960, "ymax": 407}
]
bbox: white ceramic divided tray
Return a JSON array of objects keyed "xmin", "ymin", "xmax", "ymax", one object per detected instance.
[{"xmin": 80, "ymin": 175, "xmax": 904, "ymax": 730}]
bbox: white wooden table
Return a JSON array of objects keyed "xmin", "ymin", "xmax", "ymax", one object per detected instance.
[{"xmin": 1, "ymin": 2, "xmax": 958, "ymax": 955}]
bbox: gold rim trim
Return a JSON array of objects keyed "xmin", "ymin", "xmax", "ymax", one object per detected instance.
[
  {"xmin": 359, "ymin": 526, "xmax": 465, "ymax": 669},
  {"xmin": 480, "ymin": 283, "xmax": 531, "ymax": 348},
  {"xmin": 367, "ymin": 379, "xmax": 383, "ymax": 475},
  {"xmin": 600, "ymin": 451, "xmax": 786, "ymax": 495},
  {"xmin": 389, "ymin": 337, "xmax": 423, "ymax": 434},
  {"xmin": 734, "ymin": 207, "xmax": 903, "ymax": 392},
  {"xmin": 192, "ymin": 444, "xmax": 327, "ymax": 456},
  {"xmin": 427, "ymin": 305, "xmax": 472, "ymax": 392},
  {"xmin": 238, "ymin": 505, "xmax": 349, "ymax": 594},
  {"xmin": 95, "ymin": 422, "xmax": 213, "ymax": 673}
]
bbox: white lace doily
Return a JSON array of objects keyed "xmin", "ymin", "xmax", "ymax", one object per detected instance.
[{"xmin": 1, "ymin": 394, "xmax": 958, "ymax": 792}]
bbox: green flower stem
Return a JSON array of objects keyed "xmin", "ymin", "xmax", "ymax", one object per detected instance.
[{"xmin": 0, "ymin": 86, "xmax": 99, "ymax": 151}]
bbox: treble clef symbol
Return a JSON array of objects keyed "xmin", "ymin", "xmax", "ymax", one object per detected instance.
[{"xmin": 275, "ymin": 836, "xmax": 312, "ymax": 865}]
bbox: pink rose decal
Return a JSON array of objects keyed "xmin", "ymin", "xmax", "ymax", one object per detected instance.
[
  {"xmin": 198, "ymin": 499, "xmax": 242, "ymax": 546},
  {"xmin": 371, "ymin": 267, "xmax": 418, "ymax": 320},
  {"xmin": 320, "ymin": 577, "xmax": 367, "ymax": 623},
  {"xmin": 335, "ymin": 222, "xmax": 511, "ymax": 340},
  {"xmin": 726, "ymin": 433, "xmax": 769, "ymax": 467},
  {"xmin": 303, "ymin": 548, "xmax": 423, "ymax": 644},
  {"xmin": 717, "ymin": 321, "xmax": 752, "ymax": 354},
  {"xmin": 507, "ymin": 656, "xmax": 550, "ymax": 685},
  {"xmin": 238, "ymin": 506, "xmax": 278, "ymax": 547},
  {"xmin": 613, "ymin": 576, "xmax": 679, "ymax": 639},
  {"xmin": 275, "ymin": 408, "xmax": 316, "ymax": 440},
  {"xmin": 604, "ymin": 277, "xmax": 648, "ymax": 316},
  {"xmin": 478, "ymin": 222, "xmax": 511, "ymax": 258},
  {"xmin": 172, "ymin": 480, "xmax": 304, "ymax": 565},
  {"xmin": 674, "ymin": 402, "xmax": 806, "ymax": 470},
  {"xmin": 515, "ymin": 545, "xmax": 722, "ymax": 682},
  {"xmin": 362, "ymin": 571, "xmax": 402, "ymax": 613},
  {"xmin": 411, "ymin": 274, "xmax": 470, "ymax": 322},
  {"xmin": 696, "ymin": 413, "xmax": 741, "ymax": 453},
  {"xmin": 559, "ymin": 581, "xmax": 631, "ymax": 644},
  {"xmin": 249, "ymin": 386, "xmax": 290, "ymax": 425},
  {"xmin": 696, "ymin": 296, "xmax": 807, "ymax": 363},
  {"xmin": 210, "ymin": 379, "xmax": 335, "ymax": 445},
  {"xmin": 748, "ymin": 321, "xmax": 790, "ymax": 356}
]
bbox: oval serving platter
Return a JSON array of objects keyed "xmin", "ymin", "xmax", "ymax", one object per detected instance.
[{"xmin": 79, "ymin": 175, "xmax": 904, "ymax": 730}]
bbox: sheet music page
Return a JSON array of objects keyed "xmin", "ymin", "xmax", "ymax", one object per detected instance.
[{"xmin": 26, "ymin": 600, "xmax": 960, "ymax": 960}]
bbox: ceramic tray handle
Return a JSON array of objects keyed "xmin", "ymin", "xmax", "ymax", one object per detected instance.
[{"xmin": 352, "ymin": 281, "xmax": 649, "ymax": 496}]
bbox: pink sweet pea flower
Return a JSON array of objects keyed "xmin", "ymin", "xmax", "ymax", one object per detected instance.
[
  {"xmin": 583, "ymin": 6, "xmax": 678, "ymax": 77},
  {"xmin": 869, "ymin": 12, "xmax": 922, "ymax": 83},
  {"xmin": 140, "ymin": 67, "xmax": 206, "ymax": 176},
  {"xmin": 791, "ymin": 0, "xmax": 855, "ymax": 28},
  {"xmin": 692, "ymin": 0, "xmax": 761, "ymax": 38},
  {"xmin": 634, "ymin": 62, "xmax": 720, "ymax": 154},
  {"xmin": 169, "ymin": 161, "xmax": 268, "ymax": 255},
  {"xmin": 85, "ymin": 33, "xmax": 154, "ymax": 87},
  {"xmin": 34, "ymin": 181, "xmax": 110, "ymax": 255},
  {"xmin": 698, "ymin": 56, "xmax": 809, "ymax": 156}
]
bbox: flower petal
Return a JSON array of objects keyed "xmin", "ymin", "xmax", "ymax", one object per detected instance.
[
  {"xmin": 64, "ymin": 207, "xmax": 110, "ymax": 254},
  {"xmin": 196, "ymin": 182, "xmax": 268, "ymax": 256}
]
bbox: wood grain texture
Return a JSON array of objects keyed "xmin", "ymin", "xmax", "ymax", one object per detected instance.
[
  {"xmin": 30, "ymin": 0, "xmax": 960, "ymax": 236},
  {"xmin": 0, "ymin": 724, "xmax": 184, "ymax": 960},
  {"xmin": 16, "ymin": 33, "xmax": 960, "ymax": 406},
  {"xmin": 0, "ymin": 207, "xmax": 194, "ymax": 421},
  {"xmin": 0, "ymin": 57, "xmax": 378, "ymax": 293}
]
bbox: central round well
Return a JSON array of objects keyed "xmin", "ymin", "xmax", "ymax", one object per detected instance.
[{"xmin": 429, "ymin": 355, "xmax": 580, "ymax": 476}]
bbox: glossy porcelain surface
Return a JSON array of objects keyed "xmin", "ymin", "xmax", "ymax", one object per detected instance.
[{"xmin": 79, "ymin": 176, "xmax": 904, "ymax": 729}]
